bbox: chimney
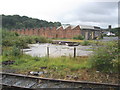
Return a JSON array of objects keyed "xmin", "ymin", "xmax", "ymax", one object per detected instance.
[{"xmin": 108, "ymin": 25, "xmax": 111, "ymax": 31}]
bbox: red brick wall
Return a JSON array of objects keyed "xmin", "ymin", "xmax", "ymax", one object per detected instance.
[
  {"xmin": 44, "ymin": 27, "xmax": 50, "ymax": 38},
  {"xmin": 33, "ymin": 28, "xmax": 38, "ymax": 35},
  {"xmin": 21, "ymin": 29, "xmax": 25, "ymax": 35},
  {"xmin": 65, "ymin": 26, "xmax": 72, "ymax": 38},
  {"xmin": 57, "ymin": 26, "xmax": 64, "ymax": 38},
  {"xmin": 50, "ymin": 27, "xmax": 56, "ymax": 38},
  {"xmin": 72, "ymin": 25, "xmax": 81, "ymax": 37},
  {"xmin": 11, "ymin": 26, "xmax": 81, "ymax": 39},
  {"xmin": 29, "ymin": 29, "xmax": 34, "ymax": 36},
  {"xmin": 24, "ymin": 29, "xmax": 29, "ymax": 35},
  {"xmin": 38, "ymin": 27, "xmax": 45, "ymax": 37},
  {"xmin": 17, "ymin": 29, "xmax": 21, "ymax": 34}
]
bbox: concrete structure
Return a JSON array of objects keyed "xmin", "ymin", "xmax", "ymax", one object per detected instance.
[{"xmin": 12, "ymin": 25, "xmax": 102, "ymax": 40}]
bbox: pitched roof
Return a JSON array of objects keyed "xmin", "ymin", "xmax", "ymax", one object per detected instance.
[
  {"xmin": 62, "ymin": 25, "xmax": 70, "ymax": 29},
  {"xmin": 56, "ymin": 26, "xmax": 63, "ymax": 30},
  {"xmin": 70, "ymin": 25, "xmax": 77, "ymax": 29},
  {"xmin": 57, "ymin": 24, "xmax": 101, "ymax": 30},
  {"xmin": 79, "ymin": 25, "xmax": 94, "ymax": 29}
]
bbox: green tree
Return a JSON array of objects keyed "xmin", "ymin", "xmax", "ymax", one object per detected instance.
[{"xmin": 2, "ymin": 14, "xmax": 61, "ymax": 29}]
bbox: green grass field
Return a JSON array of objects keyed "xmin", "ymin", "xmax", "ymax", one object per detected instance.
[{"xmin": 2, "ymin": 54, "xmax": 90, "ymax": 73}]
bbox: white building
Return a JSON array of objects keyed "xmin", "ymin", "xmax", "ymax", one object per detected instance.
[{"xmin": 106, "ymin": 32, "xmax": 115, "ymax": 36}]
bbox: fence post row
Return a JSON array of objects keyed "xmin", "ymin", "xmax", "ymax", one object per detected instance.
[{"xmin": 47, "ymin": 46, "xmax": 76, "ymax": 58}]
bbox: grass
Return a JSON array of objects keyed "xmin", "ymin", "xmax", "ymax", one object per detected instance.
[
  {"xmin": 52, "ymin": 39, "xmax": 84, "ymax": 43},
  {"xmin": 81, "ymin": 40, "xmax": 90, "ymax": 46},
  {"xmin": 1, "ymin": 40, "xmax": 119, "ymax": 83},
  {"xmin": 52, "ymin": 38, "xmax": 104, "ymax": 45},
  {"xmin": 2, "ymin": 54, "xmax": 92, "ymax": 80},
  {"xmin": 2, "ymin": 54, "xmax": 90, "ymax": 73},
  {"xmin": 1, "ymin": 29, "xmax": 119, "ymax": 83}
]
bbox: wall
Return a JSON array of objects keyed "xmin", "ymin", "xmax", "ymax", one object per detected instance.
[{"xmin": 12, "ymin": 25, "xmax": 102, "ymax": 40}]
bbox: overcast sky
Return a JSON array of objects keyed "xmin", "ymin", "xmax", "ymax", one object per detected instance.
[{"xmin": 0, "ymin": 0, "xmax": 119, "ymax": 28}]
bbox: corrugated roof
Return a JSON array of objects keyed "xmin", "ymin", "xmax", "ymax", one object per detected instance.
[{"xmin": 79, "ymin": 25, "xmax": 94, "ymax": 29}]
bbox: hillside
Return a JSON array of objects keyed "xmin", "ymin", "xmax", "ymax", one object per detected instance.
[
  {"xmin": 2, "ymin": 14, "xmax": 61, "ymax": 29},
  {"xmin": 110, "ymin": 27, "xmax": 120, "ymax": 36}
]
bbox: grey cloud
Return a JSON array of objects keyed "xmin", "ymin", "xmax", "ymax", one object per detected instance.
[
  {"xmin": 59, "ymin": 2, "xmax": 118, "ymax": 28},
  {"xmin": 77, "ymin": 2, "xmax": 117, "ymax": 15}
]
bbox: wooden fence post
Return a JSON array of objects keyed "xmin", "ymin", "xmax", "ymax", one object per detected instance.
[
  {"xmin": 47, "ymin": 47, "xmax": 49, "ymax": 57},
  {"xmin": 74, "ymin": 47, "xmax": 76, "ymax": 58}
]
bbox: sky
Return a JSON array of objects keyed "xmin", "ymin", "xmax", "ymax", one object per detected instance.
[{"xmin": 0, "ymin": 0, "xmax": 119, "ymax": 28}]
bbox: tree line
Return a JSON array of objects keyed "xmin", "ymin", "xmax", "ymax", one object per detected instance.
[
  {"xmin": 2, "ymin": 14, "xmax": 61, "ymax": 29},
  {"xmin": 110, "ymin": 27, "xmax": 120, "ymax": 36}
]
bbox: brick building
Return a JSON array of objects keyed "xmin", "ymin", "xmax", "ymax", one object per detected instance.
[{"xmin": 12, "ymin": 25, "xmax": 102, "ymax": 40}]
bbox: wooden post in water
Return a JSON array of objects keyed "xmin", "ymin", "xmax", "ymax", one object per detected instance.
[
  {"xmin": 47, "ymin": 47, "xmax": 49, "ymax": 57},
  {"xmin": 74, "ymin": 47, "xmax": 76, "ymax": 58}
]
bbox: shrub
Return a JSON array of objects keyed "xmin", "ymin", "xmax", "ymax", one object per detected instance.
[
  {"xmin": 36, "ymin": 36, "xmax": 47, "ymax": 43},
  {"xmin": 15, "ymin": 37, "xmax": 28, "ymax": 48},
  {"xmin": 34, "ymin": 56, "xmax": 40, "ymax": 61},
  {"xmin": 89, "ymin": 41, "xmax": 119, "ymax": 73},
  {"xmin": 2, "ymin": 38, "xmax": 14, "ymax": 46},
  {"xmin": 24, "ymin": 36, "xmax": 36, "ymax": 44},
  {"xmin": 81, "ymin": 40, "xmax": 90, "ymax": 46},
  {"xmin": 73, "ymin": 35, "xmax": 84, "ymax": 40},
  {"xmin": 11, "ymin": 46, "xmax": 21, "ymax": 56},
  {"xmin": 3, "ymin": 46, "xmax": 21, "ymax": 57}
]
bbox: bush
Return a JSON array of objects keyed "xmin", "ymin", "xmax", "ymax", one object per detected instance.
[
  {"xmin": 89, "ymin": 41, "xmax": 119, "ymax": 73},
  {"xmin": 22, "ymin": 36, "xmax": 51, "ymax": 44},
  {"xmin": 14, "ymin": 38, "xmax": 28, "ymax": 48},
  {"xmin": 73, "ymin": 35, "xmax": 84, "ymax": 40},
  {"xmin": 3, "ymin": 46, "xmax": 21, "ymax": 57},
  {"xmin": 35, "ymin": 36, "xmax": 47, "ymax": 43},
  {"xmin": 81, "ymin": 40, "xmax": 90, "ymax": 46},
  {"xmin": 2, "ymin": 38, "xmax": 14, "ymax": 46},
  {"xmin": 2, "ymin": 30, "xmax": 51, "ymax": 48},
  {"xmin": 11, "ymin": 46, "xmax": 21, "ymax": 56}
]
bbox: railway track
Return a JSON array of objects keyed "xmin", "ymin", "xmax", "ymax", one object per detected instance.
[{"xmin": 0, "ymin": 72, "xmax": 120, "ymax": 89}]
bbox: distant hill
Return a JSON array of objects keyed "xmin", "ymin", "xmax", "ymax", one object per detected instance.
[{"xmin": 2, "ymin": 14, "xmax": 61, "ymax": 29}]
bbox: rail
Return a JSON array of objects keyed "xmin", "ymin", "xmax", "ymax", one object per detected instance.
[{"xmin": 1, "ymin": 72, "xmax": 119, "ymax": 89}]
